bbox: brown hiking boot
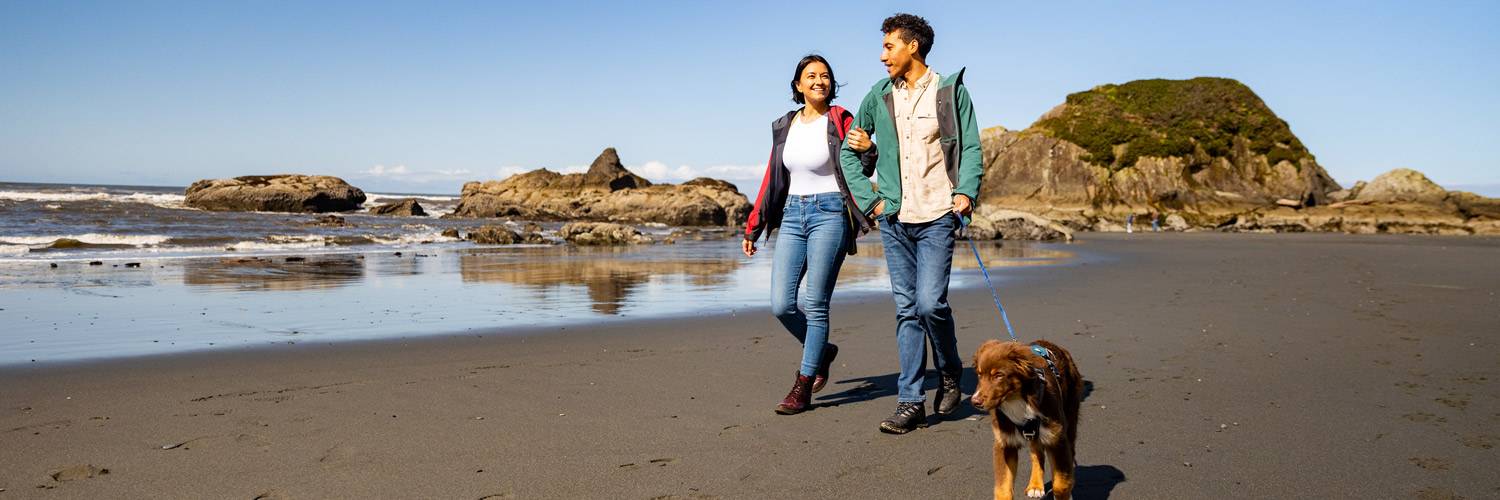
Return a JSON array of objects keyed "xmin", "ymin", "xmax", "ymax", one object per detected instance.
[
  {"xmin": 775, "ymin": 373, "xmax": 815, "ymax": 415},
  {"xmin": 812, "ymin": 343, "xmax": 839, "ymax": 393}
]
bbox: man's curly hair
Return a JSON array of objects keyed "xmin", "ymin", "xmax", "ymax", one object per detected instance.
[{"xmin": 881, "ymin": 13, "xmax": 934, "ymax": 59}]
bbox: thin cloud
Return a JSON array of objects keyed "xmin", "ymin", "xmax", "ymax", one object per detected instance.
[
  {"xmin": 356, "ymin": 164, "xmax": 475, "ymax": 184},
  {"xmin": 363, "ymin": 164, "xmax": 410, "ymax": 177},
  {"xmin": 627, "ymin": 162, "xmax": 762, "ymax": 184}
]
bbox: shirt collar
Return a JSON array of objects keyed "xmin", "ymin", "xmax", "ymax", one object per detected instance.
[{"xmin": 895, "ymin": 68, "xmax": 935, "ymax": 90}]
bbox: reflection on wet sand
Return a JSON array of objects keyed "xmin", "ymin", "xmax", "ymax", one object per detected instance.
[
  {"xmin": 459, "ymin": 246, "xmax": 740, "ymax": 314},
  {"xmin": 183, "ymin": 255, "xmax": 365, "ymax": 292},
  {"xmin": 2, "ymin": 238, "xmax": 1079, "ymax": 363},
  {"xmin": 0, "ymin": 264, "xmax": 158, "ymax": 293},
  {"xmin": 850, "ymin": 239, "xmax": 1072, "ymax": 269}
]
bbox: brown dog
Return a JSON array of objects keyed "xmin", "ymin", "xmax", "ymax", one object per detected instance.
[{"xmin": 970, "ymin": 340, "xmax": 1083, "ymax": 500}]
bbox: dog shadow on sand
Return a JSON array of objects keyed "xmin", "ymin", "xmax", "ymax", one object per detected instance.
[{"xmin": 819, "ymin": 372, "xmax": 1125, "ymax": 499}]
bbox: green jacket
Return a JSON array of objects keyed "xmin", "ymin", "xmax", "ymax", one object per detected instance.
[{"xmin": 838, "ymin": 68, "xmax": 984, "ymax": 222}]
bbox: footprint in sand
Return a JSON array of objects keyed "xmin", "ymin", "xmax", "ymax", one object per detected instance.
[
  {"xmin": 1435, "ymin": 393, "xmax": 1470, "ymax": 410},
  {"xmin": 1408, "ymin": 456, "xmax": 1452, "ymax": 471},
  {"xmin": 7, "ymin": 419, "xmax": 73, "ymax": 435},
  {"xmin": 236, "ymin": 433, "xmax": 273, "ymax": 450},
  {"xmin": 1413, "ymin": 486, "xmax": 1463, "ymax": 500},
  {"xmin": 318, "ymin": 443, "xmax": 369, "ymax": 469},
  {"xmin": 48, "ymin": 464, "xmax": 109, "ymax": 482},
  {"xmin": 1460, "ymin": 434, "xmax": 1495, "ymax": 449},
  {"xmin": 160, "ymin": 433, "xmax": 270, "ymax": 452},
  {"xmin": 1402, "ymin": 412, "xmax": 1446, "ymax": 424}
]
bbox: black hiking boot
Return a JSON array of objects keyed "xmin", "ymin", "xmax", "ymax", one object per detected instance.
[
  {"xmin": 933, "ymin": 372, "xmax": 963, "ymax": 417},
  {"xmin": 878, "ymin": 401, "xmax": 928, "ymax": 434}
]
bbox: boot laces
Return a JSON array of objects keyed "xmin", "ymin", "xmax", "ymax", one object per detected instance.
[
  {"xmin": 788, "ymin": 378, "xmax": 808, "ymax": 399},
  {"xmin": 892, "ymin": 402, "xmax": 921, "ymax": 419}
]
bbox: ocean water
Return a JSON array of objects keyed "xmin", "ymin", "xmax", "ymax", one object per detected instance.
[
  {"xmin": 0, "ymin": 182, "xmax": 1075, "ymax": 365},
  {"xmin": 0, "ymin": 181, "xmax": 470, "ymax": 261}
]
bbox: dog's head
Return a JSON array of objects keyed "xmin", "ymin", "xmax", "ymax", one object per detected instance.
[{"xmin": 970, "ymin": 340, "xmax": 1037, "ymax": 411}]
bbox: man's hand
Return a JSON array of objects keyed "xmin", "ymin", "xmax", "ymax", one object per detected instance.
[
  {"xmin": 847, "ymin": 127, "xmax": 872, "ymax": 152},
  {"xmin": 952, "ymin": 194, "xmax": 972, "ymax": 217},
  {"xmin": 871, "ymin": 199, "xmax": 886, "ymax": 217},
  {"xmin": 742, "ymin": 238, "xmax": 757, "ymax": 258}
]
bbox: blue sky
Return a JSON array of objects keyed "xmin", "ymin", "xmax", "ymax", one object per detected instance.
[{"xmin": 2, "ymin": 0, "xmax": 1497, "ymax": 196}]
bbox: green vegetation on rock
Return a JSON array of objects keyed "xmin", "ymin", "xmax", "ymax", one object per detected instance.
[{"xmin": 1034, "ymin": 77, "xmax": 1310, "ymax": 170}]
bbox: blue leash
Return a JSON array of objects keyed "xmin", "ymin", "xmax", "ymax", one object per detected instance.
[
  {"xmin": 955, "ymin": 214, "xmax": 1058, "ymax": 388},
  {"xmin": 955, "ymin": 213, "xmax": 1019, "ymax": 342}
]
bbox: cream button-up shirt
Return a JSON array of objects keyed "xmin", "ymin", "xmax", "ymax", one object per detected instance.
[{"xmin": 891, "ymin": 69, "xmax": 953, "ymax": 224}]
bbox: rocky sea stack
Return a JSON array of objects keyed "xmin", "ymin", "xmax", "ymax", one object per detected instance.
[
  {"xmin": 368, "ymin": 198, "xmax": 427, "ymax": 217},
  {"xmin": 447, "ymin": 148, "xmax": 751, "ymax": 226},
  {"xmin": 979, "ymin": 77, "xmax": 1499, "ymax": 235},
  {"xmin": 185, "ymin": 175, "xmax": 366, "ymax": 213},
  {"xmin": 983, "ymin": 77, "xmax": 1339, "ymax": 212}
]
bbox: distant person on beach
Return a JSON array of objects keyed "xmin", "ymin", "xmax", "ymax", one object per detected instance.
[
  {"xmin": 840, "ymin": 13, "xmax": 986, "ymax": 434},
  {"xmin": 743, "ymin": 54, "xmax": 874, "ymax": 415}
]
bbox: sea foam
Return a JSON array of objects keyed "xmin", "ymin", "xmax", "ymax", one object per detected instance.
[
  {"xmin": 0, "ymin": 190, "xmax": 187, "ymax": 208},
  {"xmin": 0, "ymin": 233, "xmax": 175, "ymax": 247}
]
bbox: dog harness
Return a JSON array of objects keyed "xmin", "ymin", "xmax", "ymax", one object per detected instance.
[
  {"xmin": 1031, "ymin": 344, "xmax": 1063, "ymax": 382},
  {"xmin": 1016, "ymin": 344, "xmax": 1063, "ymax": 440}
]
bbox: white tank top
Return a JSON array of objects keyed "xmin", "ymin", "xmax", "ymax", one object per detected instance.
[{"xmin": 783, "ymin": 113, "xmax": 841, "ymax": 196}]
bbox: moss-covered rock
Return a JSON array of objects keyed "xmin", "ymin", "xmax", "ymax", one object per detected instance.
[
  {"xmin": 981, "ymin": 77, "xmax": 1342, "ymax": 213},
  {"xmin": 1034, "ymin": 77, "xmax": 1310, "ymax": 170}
]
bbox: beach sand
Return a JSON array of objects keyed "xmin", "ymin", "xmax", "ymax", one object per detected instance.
[{"xmin": 1, "ymin": 233, "xmax": 1496, "ymax": 498}]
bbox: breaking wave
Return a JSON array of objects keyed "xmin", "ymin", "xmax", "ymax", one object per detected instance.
[{"xmin": 0, "ymin": 190, "xmax": 187, "ymax": 208}]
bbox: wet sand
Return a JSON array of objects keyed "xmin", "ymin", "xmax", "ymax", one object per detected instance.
[
  {"xmin": 1, "ymin": 233, "xmax": 1496, "ymax": 498},
  {"xmin": 0, "ymin": 239, "xmax": 1067, "ymax": 365}
]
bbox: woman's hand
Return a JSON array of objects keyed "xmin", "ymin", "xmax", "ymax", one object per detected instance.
[
  {"xmin": 872, "ymin": 199, "xmax": 886, "ymax": 217},
  {"xmin": 847, "ymin": 127, "xmax": 872, "ymax": 152},
  {"xmin": 742, "ymin": 238, "xmax": 757, "ymax": 258}
]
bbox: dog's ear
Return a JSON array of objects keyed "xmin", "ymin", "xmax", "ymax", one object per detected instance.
[
  {"xmin": 973, "ymin": 339, "xmax": 1003, "ymax": 368},
  {"xmin": 1014, "ymin": 360, "xmax": 1033, "ymax": 378},
  {"xmin": 1014, "ymin": 350, "xmax": 1042, "ymax": 379}
]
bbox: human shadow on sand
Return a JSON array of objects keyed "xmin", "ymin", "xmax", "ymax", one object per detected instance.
[
  {"xmin": 816, "ymin": 367, "xmax": 981, "ymax": 420},
  {"xmin": 817, "ymin": 368, "xmax": 1095, "ymax": 417}
]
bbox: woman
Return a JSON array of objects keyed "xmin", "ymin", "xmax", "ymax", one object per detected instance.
[{"xmin": 743, "ymin": 54, "xmax": 873, "ymax": 415}]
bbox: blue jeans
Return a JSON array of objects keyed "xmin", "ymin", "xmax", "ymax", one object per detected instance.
[
  {"xmin": 879, "ymin": 212, "xmax": 962, "ymax": 403},
  {"xmin": 770, "ymin": 192, "xmax": 849, "ymax": 376}
]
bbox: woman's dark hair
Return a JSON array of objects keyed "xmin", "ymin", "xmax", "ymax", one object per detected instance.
[
  {"xmin": 881, "ymin": 13, "xmax": 934, "ymax": 59},
  {"xmin": 790, "ymin": 54, "xmax": 838, "ymax": 105}
]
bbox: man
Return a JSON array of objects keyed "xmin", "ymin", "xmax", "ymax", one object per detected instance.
[{"xmin": 841, "ymin": 13, "xmax": 984, "ymax": 434}]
